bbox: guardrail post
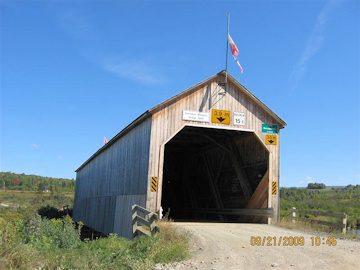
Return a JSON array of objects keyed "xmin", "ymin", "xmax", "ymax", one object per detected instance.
[
  {"xmin": 132, "ymin": 204, "xmax": 160, "ymax": 238},
  {"xmin": 132, "ymin": 205, "xmax": 138, "ymax": 236},
  {"xmin": 342, "ymin": 214, "xmax": 347, "ymax": 234},
  {"xmin": 291, "ymin": 207, "xmax": 296, "ymax": 224}
]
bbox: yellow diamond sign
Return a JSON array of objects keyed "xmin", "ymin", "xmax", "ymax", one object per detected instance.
[
  {"xmin": 266, "ymin": 135, "xmax": 277, "ymax": 145},
  {"xmin": 211, "ymin": 109, "xmax": 230, "ymax": 125}
]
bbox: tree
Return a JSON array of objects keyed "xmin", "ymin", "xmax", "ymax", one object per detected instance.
[
  {"xmin": 14, "ymin": 178, "xmax": 19, "ymax": 186},
  {"xmin": 307, "ymin": 182, "xmax": 326, "ymax": 189},
  {"xmin": 38, "ymin": 182, "xmax": 45, "ymax": 193}
]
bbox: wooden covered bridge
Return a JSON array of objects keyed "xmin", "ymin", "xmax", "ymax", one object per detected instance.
[{"xmin": 73, "ymin": 70, "xmax": 286, "ymax": 239}]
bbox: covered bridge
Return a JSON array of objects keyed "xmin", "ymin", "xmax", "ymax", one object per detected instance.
[{"xmin": 73, "ymin": 70, "xmax": 286, "ymax": 239}]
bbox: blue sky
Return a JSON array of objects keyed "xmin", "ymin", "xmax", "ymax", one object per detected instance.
[{"xmin": 1, "ymin": 0, "xmax": 359, "ymax": 187}]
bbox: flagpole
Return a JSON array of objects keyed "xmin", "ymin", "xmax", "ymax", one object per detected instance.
[{"xmin": 225, "ymin": 12, "xmax": 230, "ymax": 92}]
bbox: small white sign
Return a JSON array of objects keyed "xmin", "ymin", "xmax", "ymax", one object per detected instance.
[
  {"xmin": 182, "ymin": 110, "xmax": 210, "ymax": 122},
  {"xmin": 233, "ymin": 112, "xmax": 246, "ymax": 126}
]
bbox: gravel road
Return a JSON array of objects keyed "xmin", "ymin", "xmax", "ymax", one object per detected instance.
[{"xmin": 154, "ymin": 222, "xmax": 359, "ymax": 270}]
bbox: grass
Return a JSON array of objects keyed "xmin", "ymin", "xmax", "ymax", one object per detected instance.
[
  {"xmin": 0, "ymin": 191, "xmax": 191, "ymax": 270},
  {"xmin": 0, "ymin": 190, "xmax": 73, "ymax": 204},
  {"xmin": 279, "ymin": 186, "xmax": 360, "ymax": 239},
  {"xmin": 0, "ymin": 190, "xmax": 74, "ymax": 221},
  {"xmin": 276, "ymin": 218, "xmax": 359, "ymax": 240},
  {"xmin": 0, "ymin": 219, "xmax": 190, "ymax": 269},
  {"xmin": 280, "ymin": 186, "xmax": 360, "ymax": 229}
]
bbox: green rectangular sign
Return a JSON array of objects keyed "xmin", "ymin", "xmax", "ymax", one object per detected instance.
[{"xmin": 262, "ymin": 123, "xmax": 278, "ymax": 134}]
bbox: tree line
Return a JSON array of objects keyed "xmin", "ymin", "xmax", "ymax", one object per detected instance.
[
  {"xmin": 280, "ymin": 184, "xmax": 360, "ymax": 229},
  {"xmin": 0, "ymin": 172, "xmax": 75, "ymax": 193},
  {"xmin": 307, "ymin": 182, "xmax": 326, "ymax": 189}
]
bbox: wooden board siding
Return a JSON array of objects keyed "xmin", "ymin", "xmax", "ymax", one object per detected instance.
[
  {"xmin": 73, "ymin": 196, "xmax": 116, "ymax": 234},
  {"xmin": 146, "ymin": 74, "xmax": 282, "ymax": 222},
  {"xmin": 113, "ymin": 194, "xmax": 147, "ymax": 239},
  {"xmin": 73, "ymin": 118, "xmax": 152, "ymax": 236}
]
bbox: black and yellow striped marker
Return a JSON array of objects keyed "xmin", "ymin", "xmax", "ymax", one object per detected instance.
[
  {"xmin": 151, "ymin": 177, "xmax": 158, "ymax": 192},
  {"xmin": 272, "ymin": 181, "xmax": 277, "ymax": 195}
]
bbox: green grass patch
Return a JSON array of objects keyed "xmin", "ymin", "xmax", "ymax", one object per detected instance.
[
  {"xmin": 0, "ymin": 174, "xmax": 191, "ymax": 269},
  {"xmin": 0, "ymin": 215, "xmax": 190, "ymax": 269}
]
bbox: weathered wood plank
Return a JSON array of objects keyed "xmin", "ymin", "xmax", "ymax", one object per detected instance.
[
  {"xmin": 246, "ymin": 170, "xmax": 269, "ymax": 209},
  {"xmin": 288, "ymin": 209, "xmax": 346, "ymax": 219},
  {"xmin": 292, "ymin": 217, "xmax": 344, "ymax": 229},
  {"xmin": 132, "ymin": 204, "xmax": 158, "ymax": 218}
]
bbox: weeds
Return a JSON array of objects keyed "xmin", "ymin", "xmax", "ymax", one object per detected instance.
[
  {"xmin": 277, "ymin": 217, "xmax": 359, "ymax": 240},
  {"xmin": 0, "ymin": 215, "xmax": 190, "ymax": 269}
]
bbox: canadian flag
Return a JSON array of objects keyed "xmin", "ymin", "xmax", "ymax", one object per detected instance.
[{"xmin": 228, "ymin": 34, "xmax": 243, "ymax": 73}]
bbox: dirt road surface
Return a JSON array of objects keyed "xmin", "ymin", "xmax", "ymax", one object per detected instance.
[{"xmin": 154, "ymin": 222, "xmax": 360, "ymax": 270}]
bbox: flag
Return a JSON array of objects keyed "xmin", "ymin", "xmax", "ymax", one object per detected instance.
[
  {"xmin": 104, "ymin": 137, "xmax": 108, "ymax": 144},
  {"xmin": 228, "ymin": 33, "xmax": 243, "ymax": 73}
]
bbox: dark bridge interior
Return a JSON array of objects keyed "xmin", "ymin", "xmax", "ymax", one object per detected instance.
[{"xmin": 161, "ymin": 126, "xmax": 269, "ymax": 223}]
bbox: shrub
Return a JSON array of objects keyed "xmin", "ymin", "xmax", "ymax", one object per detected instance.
[
  {"xmin": 38, "ymin": 205, "xmax": 61, "ymax": 219},
  {"xmin": 0, "ymin": 217, "xmax": 20, "ymax": 247},
  {"xmin": 17, "ymin": 214, "xmax": 81, "ymax": 250},
  {"xmin": 1, "ymin": 213, "xmax": 190, "ymax": 269}
]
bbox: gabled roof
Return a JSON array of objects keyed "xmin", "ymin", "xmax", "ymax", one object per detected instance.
[{"xmin": 76, "ymin": 70, "xmax": 286, "ymax": 172}]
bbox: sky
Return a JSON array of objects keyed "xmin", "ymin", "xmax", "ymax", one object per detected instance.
[{"xmin": 1, "ymin": 0, "xmax": 359, "ymax": 187}]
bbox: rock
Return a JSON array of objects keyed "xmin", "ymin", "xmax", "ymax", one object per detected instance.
[{"xmin": 271, "ymin": 263, "xmax": 279, "ymax": 267}]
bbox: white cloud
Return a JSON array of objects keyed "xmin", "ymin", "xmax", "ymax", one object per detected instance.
[
  {"xmin": 101, "ymin": 57, "xmax": 166, "ymax": 85},
  {"xmin": 58, "ymin": 155, "xmax": 63, "ymax": 159},
  {"xmin": 297, "ymin": 176, "xmax": 313, "ymax": 186},
  {"xmin": 51, "ymin": 4, "xmax": 165, "ymax": 85},
  {"xmin": 290, "ymin": 0, "xmax": 339, "ymax": 91},
  {"xmin": 30, "ymin": 144, "xmax": 39, "ymax": 149}
]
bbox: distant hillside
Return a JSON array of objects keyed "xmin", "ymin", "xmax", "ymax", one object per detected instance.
[
  {"xmin": 280, "ymin": 185, "xmax": 360, "ymax": 229},
  {"xmin": 0, "ymin": 172, "xmax": 75, "ymax": 193}
]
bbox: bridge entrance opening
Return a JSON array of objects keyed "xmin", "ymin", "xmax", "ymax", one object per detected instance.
[{"xmin": 161, "ymin": 126, "xmax": 269, "ymax": 223}]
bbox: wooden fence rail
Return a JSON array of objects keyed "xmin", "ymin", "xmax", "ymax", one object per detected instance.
[
  {"xmin": 289, "ymin": 207, "xmax": 347, "ymax": 234},
  {"xmin": 132, "ymin": 204, "xmax": 160, "ymax": 237}
]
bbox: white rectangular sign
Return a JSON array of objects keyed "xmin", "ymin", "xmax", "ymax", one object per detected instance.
[
  {"xmin": 233, "ymin": 112, "xmax": 246, "ymax": 126},
  {"xmin": 182, "ymin": 110, "xmax": 210, "ymax": 123}
]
